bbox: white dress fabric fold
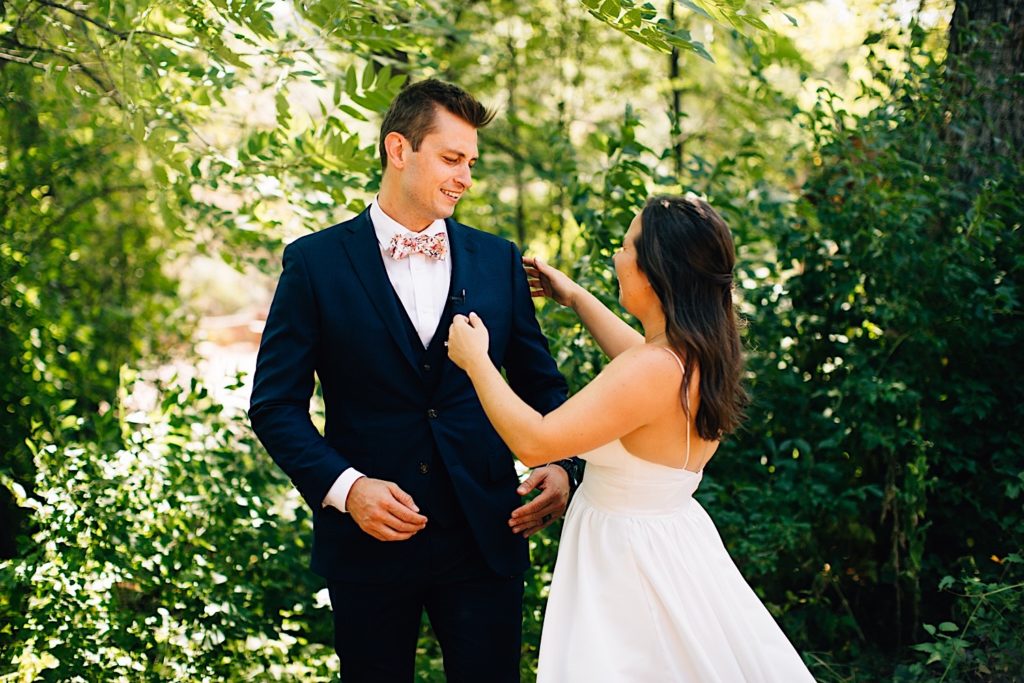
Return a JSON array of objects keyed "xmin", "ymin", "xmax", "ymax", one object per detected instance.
[{"xmin": 537, "ymin": 438, "xmax": 815, "ymax": 682}]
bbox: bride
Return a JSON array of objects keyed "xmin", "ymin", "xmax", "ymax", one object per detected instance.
[{"xmin": 447, "ymin": 195, "xmax": 814, "ymax": 682}]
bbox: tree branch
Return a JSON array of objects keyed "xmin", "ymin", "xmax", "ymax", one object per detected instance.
[
  {"xmin": 36, "ymin": 27, "xmax": 118, "ymax": 98},
  {"xmin": 33, "ymin": 0, "xmax": 127, "ymax": 38},
  {"xmin": 0, "ymin": 38, "xmax": 105, "ymax": 97},
  {"xmin": 71, "ymin": 9, "xmax": 124, "ymax": 107},
  {"xmin": 0, "ymin": 49, "xmax": 49, "ymax": 69},
  {"xmin": 32, "ymin": 0, "xmax": 196, "ymax": 48}
]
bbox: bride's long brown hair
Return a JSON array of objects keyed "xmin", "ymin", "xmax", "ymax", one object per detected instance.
[{"xmin": 636, "ymin": 195, "xmax": 748, "ymax": 439}]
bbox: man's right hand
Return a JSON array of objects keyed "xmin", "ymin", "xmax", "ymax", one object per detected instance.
[{"xmin": 345, "ymin": 477, "xmax": 427, "ymax": 541}]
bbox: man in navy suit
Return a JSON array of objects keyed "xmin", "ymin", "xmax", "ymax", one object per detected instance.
[{"xmin": 249, "ymin": 79, "xmax": 576, "ymax": 682}]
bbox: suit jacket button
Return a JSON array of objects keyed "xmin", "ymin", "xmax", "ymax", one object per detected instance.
[
  {"xmin": 423, "ymin": 363, "xmax": 432, "ymax": 372},
  {"xmin": 427, "ymin": 408, "xmax": 438, "ymax": 419},
  {"xmin": 418, "ymin": 462, "xmax": 429, "ymax": 475}
]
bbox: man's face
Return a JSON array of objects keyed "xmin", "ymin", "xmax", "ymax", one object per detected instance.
[{"xmin": 397, "ymin": 107, "xmax": 478, "ymax": 227}]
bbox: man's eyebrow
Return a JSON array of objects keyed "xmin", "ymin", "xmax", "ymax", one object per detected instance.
[{"xmin": 441, "ymin": 148, "xmax": 479, "ymax": 161}]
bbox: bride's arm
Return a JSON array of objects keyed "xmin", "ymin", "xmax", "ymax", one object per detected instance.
[
  {"xmin": 448, "ymin": 313, "xmax": 678, "ymax": 467},
  {"xmin": 524, "ymin": 257, "xmax": 643, "ymax": 359},
  {"xmin": 571, "ymin": 287, "xmax": 645, "ymax": 359}
]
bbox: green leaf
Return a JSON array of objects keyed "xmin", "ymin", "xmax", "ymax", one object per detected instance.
[
  {"xmin": 275, "ymin": 91, "xmax": 291, "ymax": 128},
  {"xmin": 686, "ymin": 40, "xmax": 714, "ymax": 63},
  {"xmin": 338, "ymin": 104, "xmax": 368, "ymax": 122},
  {"xmin": 361, "ymin": 60, "xmax": 376, "ymax": 90},
  {"xmin": 599, "ymin": 0, "xmax": 621, "ymax": 18},
  {"xmin": 345, "ymin": 65, "xmax": 357, "ymax": 96},
  {"xmin": 622, "ymin": 8, "xmax": 642, "ymax": 26},
  {"xmin": 0, "ymin": 475, "xmax": 28, "ymax": 505},
  {"xmin": 739, "ymin": 14, "xmax": 769, "ymax": 32},
  {"xmin": 387, "ymin": 74, "xmax": 407, "ymax": 92},
  {"xmin": 678, "ymin": 0, "xmax": 713, "ymax": 20},
  {"xmin": 152, "ymin": 162, "xmax": 169, "ymax": 186}
]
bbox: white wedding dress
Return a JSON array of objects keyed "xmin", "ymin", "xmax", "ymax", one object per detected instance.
[{"xmin": 536, "ymin": 352, "xmax": 815, "ymax": 682}]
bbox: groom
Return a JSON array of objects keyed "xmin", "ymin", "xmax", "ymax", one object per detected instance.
[{"xmin": 249, "ymin": 79, "xmax": 575, "ymax": 682}]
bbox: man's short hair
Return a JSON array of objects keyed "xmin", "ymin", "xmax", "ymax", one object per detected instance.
[{"xmin": 378, "ymin": 78, "xmax": 495, "ymax": 170}]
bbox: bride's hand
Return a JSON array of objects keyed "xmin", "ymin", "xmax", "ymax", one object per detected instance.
[
  {"xmin": 523, "ymin": 256, "xmax": 581, "ymax": 308},
  {"xmin": 447, "ymin": 312, "xmax": 490, "ymax": 373}
]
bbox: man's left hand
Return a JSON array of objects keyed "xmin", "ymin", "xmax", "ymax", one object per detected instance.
[{"xmin": 509, "ymin": 465, "xmax": 570, "ymax": 537}]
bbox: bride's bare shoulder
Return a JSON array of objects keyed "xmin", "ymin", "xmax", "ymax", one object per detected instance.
[
  {"xmin": 600, "ymin": 344, "xmax": 685, "ymax": 386},
  {"xmin": 615, "ymin": 343, "xmax": 683, "ymax": 365}
]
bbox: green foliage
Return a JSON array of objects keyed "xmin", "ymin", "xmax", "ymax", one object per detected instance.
[
  {"xmin": 580, "ymin": 0, "xmax": 713, "ymax": 60},
  {"xmin": 0, "ymin": 51, "xmax": 186, "ymax": 560},
  {"xmin": 693, "ymin": 25, "xmax": 1023, "ymax": 679},
  {"xmin": 0, "ymin": 0, "xmax": 419, "ymax": 555},
  {"xmin": 0, "ymin": 374, "xmax": 336, "ymax": 681},
  {"xmin": 533, "ymin": 19, "xmax": 1023, "ymax": 682},
  {"xmin": 5, "ymin": 1, "xmax": 735, "ymax": 678},
  {"xmin": 3, "ymin": 0, "xmax": 1021, "ymax": 681},
  {"xmin": 580, "ymin": 0, "xmax": 779, "ymax": 59},
  {"xmin": 537, "ymin": 104, "xmax": 663, "ymax": 386},
  {"xmin": 897, "ymin": 555, "xmax": 1024, "ymax": 682}
]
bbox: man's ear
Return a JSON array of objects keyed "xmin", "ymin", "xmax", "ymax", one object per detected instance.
[{"xmin": 384, "ymin": 132, "xmax": 408, "ymax": 169}]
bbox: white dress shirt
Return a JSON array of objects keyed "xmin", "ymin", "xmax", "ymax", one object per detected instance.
[{"xmin": 322, "ymin": 199, "xmax": 452, "ymax": 512}]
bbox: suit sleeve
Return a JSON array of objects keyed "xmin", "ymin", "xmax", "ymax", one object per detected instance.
[
  {"xmin": 249, "ymin": 241, "xmax": 351, "ymax": 510},
  {"xmin": 501, "ymin": 241, "xmax": 569, "ymax": 414}
]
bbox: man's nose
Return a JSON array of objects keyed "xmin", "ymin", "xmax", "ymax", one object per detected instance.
[{"xmin": 456, "ymin": 163, "xmax": 473, "ymax": 189}]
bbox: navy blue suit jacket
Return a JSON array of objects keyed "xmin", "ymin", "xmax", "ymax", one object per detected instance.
[{"xmin": 249, "ymin": 210, "xmax": 568, "ymax": 581}]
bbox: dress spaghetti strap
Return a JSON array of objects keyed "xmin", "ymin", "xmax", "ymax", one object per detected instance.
[{"xmin": 657, "ymin": 346, "xmax": 691, "ymax": 471}]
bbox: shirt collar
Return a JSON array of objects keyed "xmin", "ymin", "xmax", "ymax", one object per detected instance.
[{"xmin": 369, "ymin": 198, "xmax": 448, "ymax": 250}]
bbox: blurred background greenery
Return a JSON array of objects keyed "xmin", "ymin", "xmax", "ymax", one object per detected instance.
[{"xmin": 1, "ymin": 0, "xmax": 1021, "ymax": 680}]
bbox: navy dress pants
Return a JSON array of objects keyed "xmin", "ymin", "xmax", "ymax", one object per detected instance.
[{"xmin": 327, "ymin": 517, "xmax": 524, "ymax": 683}]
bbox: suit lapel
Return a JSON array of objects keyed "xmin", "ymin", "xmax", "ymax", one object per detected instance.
[
  {"xmin": 445, "ymin": 218, "xmax": 478, "ymax": 317},
  {"xmin": 440, "ymin": 219, "xmax": 479, "ymax": 382},
  {"xmin": 340, "ymin": 210, "xmax": 423, "ymax": 375}
]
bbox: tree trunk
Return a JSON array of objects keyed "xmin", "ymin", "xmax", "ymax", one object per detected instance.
[
  {"xmin": 506, "ymin": 35, "xmax": 526, "ymax": 247},
  {"xmin": 668, "ymin": 0, "xmax": 683, "ymax": 179},
  {"xmin": 947, "ymin": 0, "xmax": 1024, "ymax": 181}
]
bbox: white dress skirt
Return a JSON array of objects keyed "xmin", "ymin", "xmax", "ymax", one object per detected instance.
[{"xmin": 536, "ymin": 436, "xmax": 816, "ymax": 683}]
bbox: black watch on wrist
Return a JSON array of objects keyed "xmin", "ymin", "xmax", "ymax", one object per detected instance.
[{"xmin": 551, "ymin": 457, "xmax": 584, "ymax": 497}]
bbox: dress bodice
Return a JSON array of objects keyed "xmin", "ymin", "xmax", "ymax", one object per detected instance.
[{"xmin": 576, "ymin": 440, "xmax": 702, "ymax": 517}]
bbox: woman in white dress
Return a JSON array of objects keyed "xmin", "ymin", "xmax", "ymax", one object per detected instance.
[{"xmin": 447, "ymin": 195, "xmax": 814, "ymax": 682}]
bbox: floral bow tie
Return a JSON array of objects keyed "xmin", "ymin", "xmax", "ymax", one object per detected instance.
[{"xmin": 387, "ymin": 232, "xmax": 448, "ymax": 261}]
